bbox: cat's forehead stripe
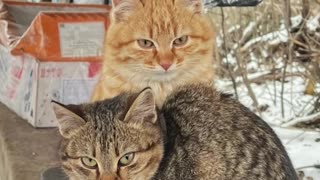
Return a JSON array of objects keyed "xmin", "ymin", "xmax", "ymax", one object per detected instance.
[
  {"xmin": 86, "ymin": 104, "xmax": 117, "ymax": 152},
  {"xmin": 144, "ymin": 0, "xmax": 177, "ymax": 39}
]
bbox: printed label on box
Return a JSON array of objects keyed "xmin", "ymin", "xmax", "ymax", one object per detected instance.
[
  {"xmin": 58, "ymin": 22, "xmax": 105, "ymax": 58},
  {"xmin": 62, "ymin": 79, "xmax": 97, "ymax": 105}
]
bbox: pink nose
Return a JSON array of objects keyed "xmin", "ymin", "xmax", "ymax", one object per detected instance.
[
  {"xmin": 101, "ymin": 173, "xmax": 116, "ymax": 180},
  {"xmin": 160, "ymin": 63, "xmax": 172, "ymax": 71}
]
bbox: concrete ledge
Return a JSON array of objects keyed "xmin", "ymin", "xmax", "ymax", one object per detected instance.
[{"xmin": 0, "ymin": 103, "xmax": 61, "ymax": 180}]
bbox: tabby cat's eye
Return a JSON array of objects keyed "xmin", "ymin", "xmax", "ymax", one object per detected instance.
[
  {"xmin": 81, "ymin": 157, "xmax": 98, "ymax": 169},
  {"xmin": 118, "ymin": 153, "xmax": 135, "ymax": 167},
  {"xmin": 173, "ymin": 35, "xmax": 189, "ymax": 47},
  {"xmin": 137, "ymin": 39, "xmax": 155, "ymax": 49}
]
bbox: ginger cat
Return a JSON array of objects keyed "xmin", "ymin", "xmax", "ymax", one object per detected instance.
[{"xmin": 92, "ymin": 0, "xmax": 215, "ymax": 106}]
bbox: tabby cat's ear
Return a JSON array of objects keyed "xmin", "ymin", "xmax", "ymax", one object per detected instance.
[
  {"xmin": 111, "ymin": 0, "xmax": 142, "ymax": 22},
  {"xmin": 124, "ymin": 88, "xmax": 157, "ymax": 125},
  {"xmin": 51, "ymin": 101, "xmax": 86, "ymax": 139},
  {"xmin": 177, "ymin": 0, "xmax": 203, "ymax": 14}
]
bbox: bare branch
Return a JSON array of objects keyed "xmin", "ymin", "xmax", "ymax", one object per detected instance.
[{"xmin": 281, "ymin": 112, "xmax": 320, "ymax": 127}]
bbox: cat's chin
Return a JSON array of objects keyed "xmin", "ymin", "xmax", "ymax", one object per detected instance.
[
  {"xmin": 122, "ymin": 69, "xmax": 179, "ymax": 83},
  {"xmin": 149, "ymin": 71, "xmax": 179, "ymax": 82}
]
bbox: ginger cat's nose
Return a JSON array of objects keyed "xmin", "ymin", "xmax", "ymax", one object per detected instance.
[{"xmin": 160, "ymin": 63, "xmax": 172, "ymax": 71}]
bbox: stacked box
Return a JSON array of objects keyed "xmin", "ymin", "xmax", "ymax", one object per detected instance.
[{"xmin": 0, "ymin": 1, "xmax": 110, "ymax": 127}]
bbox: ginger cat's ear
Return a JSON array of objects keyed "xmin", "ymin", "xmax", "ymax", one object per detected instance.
[
  {"xmin": 176, "ymin": 0, "xmax": 203, "ymax": 14},
  {"xmin": 111, "ymin": 0, "xmax": 142, "ymax": 22},
  {"xmin": 51, "ymin": 101, "xmax": 86, "ymax": 139}
]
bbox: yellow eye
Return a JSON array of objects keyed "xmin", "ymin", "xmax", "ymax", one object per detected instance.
[
  {"xmin": 173, "ymin": 35, "xmax": 189, "ymax": 47},
  {"xmin": 81, "ymin": 157, "xmax": 98, "ymax": 169},
  {"xmin": 137, "ymin": 39, "xmax": 155, "ymax": 49},
  {"xmin": 118, "ymin": 153, "xmax": 135, "ymax": 167}
]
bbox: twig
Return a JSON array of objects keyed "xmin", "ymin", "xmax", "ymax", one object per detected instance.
[
  {"xmin": 238, "ymin": 16, "xmax": 263, "ymax": 47},
  {"xmin": 231, "ymin": 7, "xmax": 260, "ymax": 111},
  {"xmin": 285, "ymin": 131, "xmax": 306, "ymax": 145},
  {"xmin": 221, "ymin": 72, "xmax": 304, "ymax": 88},
  {"xmin": 220, "ymin": 7, "xmax": 239, "ymax": 100},
  {"xmin": 280, "ymin": 58, "xmax": 289, "ymax": 119},
  {"xmin": 302, "ymin": 0, "xmax": 310, "ymax": 19},
  {"xmin": 281, "ymin": 0, "xmax": 292, "ymax": 118},
  {"xmin": 291, "ymin": 37, "xmax": 320, "ymax": 54},
  {"xmin": 281, "ymin": 111, "xmax": 320, "ymax": 127},
  {"xmin": 234, "ymin": 51, "xmax": 260, "ymax": 111},
  {"xmin": 296, "ymin": 164, "xmax": 320, "ymax": 171}
]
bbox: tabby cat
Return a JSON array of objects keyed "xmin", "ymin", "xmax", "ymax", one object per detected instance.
[
  {"xmin": 91, "ymin": 0, "xmax": 215, "ymax": 106},
  {"xmin": 53, "ymin": 84, "xmax": 298, "ymax": 180}
]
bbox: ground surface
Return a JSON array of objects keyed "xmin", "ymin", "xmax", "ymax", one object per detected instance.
[
  {"xmin": 274, "ymin": 127, "xmax": 320, "ymax": 179},
  {"xmin": 0, "ymin": 103, "xmax": 61, "ymax": 180}
]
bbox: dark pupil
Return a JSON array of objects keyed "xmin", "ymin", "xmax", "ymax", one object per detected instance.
[
  {"xmin": 176, "ymin": 37, "xmax": 184, "ymax": 44},
  {"xmin": 125, "ymin": 155, "xmax": 129, "ymax": 160},
  {"xmin": 144, "ymin": 40, "xmax": 149, "ymax": 46}
]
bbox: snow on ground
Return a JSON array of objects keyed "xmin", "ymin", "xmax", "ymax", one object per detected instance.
[
  {"xmin": 216, "ymin": 75, "xmax": 320, "ymax": 179},
  {"xmin": 274, "ymin": 127, "xmax": 320, "ymax": 179},
  {"xmin": 212, "ymin": 10, "xmax": 320, "ymax": 179}
]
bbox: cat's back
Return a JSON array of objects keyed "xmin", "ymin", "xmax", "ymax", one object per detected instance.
[
  {"xmin": 161, "ymin": 84, "xmax": 298, "ymax": 180},
  {"xmin": 162, "ymin": 83, "xmax": 268, "ymax": 133}
]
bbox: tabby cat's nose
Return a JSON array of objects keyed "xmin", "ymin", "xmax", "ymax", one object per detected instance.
[
  {"xmin": 160, "ymin": 63, "xmax": 172, "ymax": 71},
  {"xmin": 101, "ymin": 173, "xmax": 117, "ymax": 180}
]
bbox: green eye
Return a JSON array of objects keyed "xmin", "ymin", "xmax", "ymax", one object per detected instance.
[
  {"xmin": 118, "ymin": 153, "xmax": 135, "ymax": 167},
  {"xmin": 173, "ymin": 35, "xmax": 189, "ymax": 47},
  {"xmin": 81, "ymin": 157, "xmax": 98, "ymax": 169},
  {"xmin": 137, "ymin": 39, "xmax": 155, "ymax": 49}
]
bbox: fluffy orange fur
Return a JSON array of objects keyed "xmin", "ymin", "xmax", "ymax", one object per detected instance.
[{"xmin": 92, "ymin": 0, "xmax": 215, "ymax": 106}]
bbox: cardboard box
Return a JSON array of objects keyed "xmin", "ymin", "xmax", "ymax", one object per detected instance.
[{"xmin": 0, "ymin": 1, "xmax": 109, "ymax": 127}]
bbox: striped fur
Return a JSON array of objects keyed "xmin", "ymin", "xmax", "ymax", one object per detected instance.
[{"xmin": 54, "ymin": 84, "xmax": 298, "ymax": 180}]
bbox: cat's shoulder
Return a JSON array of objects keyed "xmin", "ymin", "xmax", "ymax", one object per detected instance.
[{"xmin": 164, "ymin": 83, "xmax": 234, "ymax": 107}]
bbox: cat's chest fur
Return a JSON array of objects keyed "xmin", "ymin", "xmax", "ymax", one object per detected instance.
[{"xmin": 92, "ymin": 66, "xmax": 214, "ymax": 107}]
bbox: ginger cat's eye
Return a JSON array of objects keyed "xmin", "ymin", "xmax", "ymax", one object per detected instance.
[
  {"xmin": 118, "ymin": 153, "xmax": 135, "ymax": 167},
  {"xmin": 173, "ymin": 35, "xmax": 189, "ymax": 47},
  {"xmin": 81, "ymin": 157, "xmax": 98, "ymax": 169},
  {"xmin": 137, "ymin": 39, "xmax": 155, "ymax": 49}
]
